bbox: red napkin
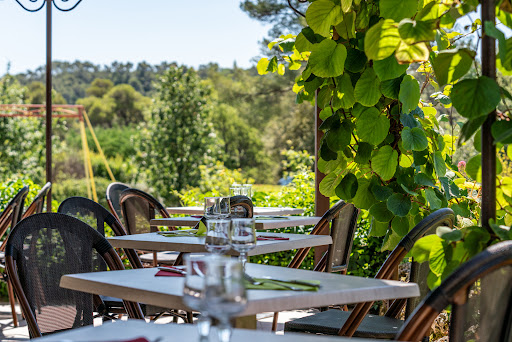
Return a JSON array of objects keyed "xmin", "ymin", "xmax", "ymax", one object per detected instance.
[
  {"xmin": 257, "ymin": 236, "xmax": 290, "ymax": 241},
  {"xmin": 155, "ymin": 270, "xmax": 184, "ymax": 277}
]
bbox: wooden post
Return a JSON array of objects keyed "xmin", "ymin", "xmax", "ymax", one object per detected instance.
[
  {"xmin": 480, "ymin": 0, "xmax": 497, "ymax": 231},
  {"xmin": 314, "ymin": 90, "xmax": 330, "ymax": 264}
]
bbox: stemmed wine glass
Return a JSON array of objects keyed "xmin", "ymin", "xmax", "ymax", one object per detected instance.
[
  {"xmin": 183, "ymin": 254, "xmax": 212, "ymax": 339},
  {"xmin": 204, "ymin": 197, "xmax": 230, "ymax": 219},
  {"xmin": 205, "ymin": 219, "xmax": 231, "ymax": 255},
  {"xmin": 230, "ymin": 218, "xmax": 256, "ymax": 269},
  {"xmin": 203, "ymin": 256, "xmax": 247, "ymax": 342}
]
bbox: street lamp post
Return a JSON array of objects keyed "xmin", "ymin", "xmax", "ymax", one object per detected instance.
[{"xmin": 13, "ymin": 0, "xmax": 83, "ymax": 211}]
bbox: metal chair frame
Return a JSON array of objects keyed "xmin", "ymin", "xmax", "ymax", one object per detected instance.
[{"xmin": 22, "ymin": 182, "xmax": 51, "ymax": 219}]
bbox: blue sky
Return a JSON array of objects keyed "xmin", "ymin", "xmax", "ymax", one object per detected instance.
[{"xmin": 0, "ymin": 0, "xmax": 272, "ymax": 75}]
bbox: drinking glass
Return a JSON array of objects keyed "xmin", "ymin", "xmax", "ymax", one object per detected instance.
[
  {"xmin": 203, "ymin": 257, "xmax": 247, "ymax": 342},
  {"xmin": 242, "ymin": 184, "xmax": 252, "ymax": 198},
  {"xmin": 204, "ymin": 197, "xmax": 230, "ymax": 219},
  {"xmin": 230, "ymin": 218, "xmax": 256, "ymax": 269},
  {"xmin": 183, "ymin": 254, "xmax": 212, "ymax": 339},
  {"xmin": 205, "ymin": 219, "xmax": 231, "ymax": 255}
]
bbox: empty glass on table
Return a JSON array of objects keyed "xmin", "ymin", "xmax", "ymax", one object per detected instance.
[
  {"xmin": 204, "ymin": 197, "xmax": 230, "ymax": 219},
  {"xmin": 230, "ymin": 218, "xmax": 256, "ymax": 269},
  {"xmin": 205, "ymin": 219, "xmax": 231, "ymax": 255},
  {"xmin": 183, "ymin": 254, "xmax": 211, "ymax": 339},
  {"xmin": 204, "ymin": 256, "xmax": 247, "ymax": 342}
]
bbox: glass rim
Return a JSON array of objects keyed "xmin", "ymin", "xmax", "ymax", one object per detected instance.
[
  {"xmin": 206, "ymin": 218, "xmax": 231, "ymax": 223},
  {"xmin": 231, "ymin": 217, "xmax": 255, "ymax": 222}
]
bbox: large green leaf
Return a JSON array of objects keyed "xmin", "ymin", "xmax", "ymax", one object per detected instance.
[
  {"xmin": 451, "ymin": 76, "xmax": 501, "ymax": 119},
  {"xmin": 402, "ymin": 126, "xmax": 428, "ymax": 151},
  {"xmin": 424, "ymin": 187, "xmax": 442, "ymax": 210},
  {"xmin": 373, "ymin": 55, "xmax": 409, "ymax": 81},
  {"xmin": 295, "ymin": 32, "xmax": 315, "ymax": 53},
  {"xmin": 327, "ymin": 121, "xmax": 351, "ymax": 151},
  {"xmin": 399, "ymin": 75, "xmax": 420, "ymax": 113},
  {"xmin": 381, "ymin": 76, "xmax": 403, "ymax": 99},
  {"xmin": 387, "ymin": 193, "xmax": 412, "ymax": 217},
  {"xmin": 364, "ymin": 19, "xmax": 401, "ymax": 61},
  {"xmin": 433, "ymin": 151, "xmax": 446, "ymax": 177},
  {"xmin": 354, "ymin": 142, "xmax": 373, "ymax": 164},
  {"xmin": 319, "ymin": 170, "xmax": 343, "ymax": 197},
  {"xmin": 354, "ymin": 68, "xmax": 382, "ymax": 106},
  {"xmin": 333, "ymin": 74, "xmax": 355, "ymax": 109},
  {"xmin": 370, "ymin": 202, "xmax": 394, "ymax": 222},
  {"xmin": 395, "ymin": 41, "xmax": 429, "ymax": 63},
  {"xmin": 398, "ymin": 19, "xmax": 436, "ymax": 45},
  {"xmin": 345, "ymin": 48, "xmax": 367, "ymax": 73},
  {"xmin": 309, "ymin": 39, "xmax": 347, "ymax": 78},
  {"xmin": 429, "ymin": 238, "xmax": 450, "ymax": 277},
  {"xmin": 335, "ymin": 173, "xmax": 358, "ymax": 200},
  {"xmin": 371, "ymin": 146, "xmax": 398, "ymax": 181},
  {"xmin": 391, "ymin": 216, "xmax": 409, "ymax": 236},
  {"xmin": 416, "ymin": 1, "xmax": 451, "ymax": 21},
  {"xmin": 335, "ymin": 11, "xmax": 356, "ymax": 39},
  {"xmin": 380, "ymin": 0, "xmax": 418, "ymax": 21},
  {"xmin": 306, "ymin": 0, "xmax": 343, "ymax": 37},
  {"xmin": 432, "ymin": 48, "xmax": 475, "ymax": 87},
  {"xmin": 356, "ymin": 107, "xmax": 390, "ymax": 145},
  {"xmin": 352, "ymin": 178, "xmax": 376, "ymax": 210},
  {"xmin": 411, "ymin": 234, "xmax": 441, "ymax": 263}
]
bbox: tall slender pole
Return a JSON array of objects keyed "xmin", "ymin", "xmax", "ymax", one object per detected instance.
[
  {"xmin": 481, "ymin": 0, "xmax": 496, "ymax": 231},
  {"xmin": 45, "ymin": 0, "xmax": 52, "ymax": 211}
]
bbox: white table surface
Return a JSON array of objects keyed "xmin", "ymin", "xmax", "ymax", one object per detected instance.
[
  {"xmin": 108, "ymin": 232, "xmax": 332, "ymax": 256},
  {"xmin": 151, "ymin": 216, "xmax": 321, "ymax": 230},
  {"xmin": 35, "ymin": 319, "xmax": 379, "ymax": 341},
  {"xmin": 167, "ymin": 206, "xmax": 305, "ymax": 216},
  {"xmin": 60, "ymin": 264, "xmax": 419, "ymax": 317}
]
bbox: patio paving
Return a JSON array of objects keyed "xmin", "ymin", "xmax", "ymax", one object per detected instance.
[{"xmin": 0, "ymin": 302, "xmax": 318, "ymax": 340}]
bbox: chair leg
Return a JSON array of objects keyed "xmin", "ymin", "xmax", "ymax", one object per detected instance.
[
  {"xmin": 7, "ymin": 280, "xmax": 18, "ymax": 327},
  {"xmin": 271, "ymin": 312, "xmax": 278, "ymax": 331}
]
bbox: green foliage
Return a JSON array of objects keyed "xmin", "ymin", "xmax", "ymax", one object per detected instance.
[
  {"xmin": 257, "ymin": 0, "xmax": 503, "ymax": 264},
  {"xmin": 137, "ymin": 66, "xmax": 217, "ymax": 204}
]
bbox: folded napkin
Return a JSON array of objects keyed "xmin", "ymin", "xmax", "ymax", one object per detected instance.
[
  {"xmin": 109, "ymin": 338, "xmax": 150, "ymax": 342},
  {"xmin": 257, "ymin": 235, "xmax": 290, "ymax": 241},
  {"xmin": 245, "ymin": 278, "xmax": 320, "ymax": 291},
  {"xmin": 157, "ymin": 218, "xmax": 207, "ymax": 237}
]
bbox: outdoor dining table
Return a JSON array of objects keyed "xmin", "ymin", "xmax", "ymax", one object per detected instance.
[
  {"xmin": 60, "ymin": 263, "xmax": 420, "ymax": 328},
  {"xmin": 167, "ymin": 206, "xmax": 304, "ymax": 216},
  {"xmin": 150, "ymin": 216, "xmax": 322, "ymax": 230},
  {"xmin": 35, "ymin": 319, "xmax": 379, "ymax": 341},
  {"xmin": 108, "ymin": 231, "xmax": 332, "ymax": 256}
]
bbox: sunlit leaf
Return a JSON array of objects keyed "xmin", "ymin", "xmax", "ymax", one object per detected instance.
[
  {"xmin": 371, "ymin": 146, "xmax": 398, "ymax": 181},
  {"xmin": 380, "ymin": 0, "xmax": 418, "ymax": 21},
  {"xmin": 309, "ymin": 39, "xmax": 347, "ymax": 77},
  {"xmin": 398, "ymin": 19, "xmax": 437, "ymax": 44},
  {"xmin": 364, "ymin": 19, "xmax": 401, "ymax": 61},
  {"xmin": 306, "ymin": 0, "xmax": 344, "ymax": 37},
  {"xmin": 432, "ymin": 48, "xmax": 475, "ymax": 87},
  {"xmin": 354, "ymin": 68, "xmax": 382, "ymax": 106},
  {"xmin": 395, "ymin": 41, "xmax": 429, "ymax": 64},
  {"xmin": 399, "ymin": 75, "xmax": 420, "ymax": 113}
]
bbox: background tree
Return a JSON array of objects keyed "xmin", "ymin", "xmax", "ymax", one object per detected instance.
[
  {"xmin": 137, "ymin": 66, "xmax": 217, "ymax": 203},
  {"xmin": 86, "ymin": 78, "xmax": 113, "ymax": 97},
  {"xmin": 240, "ymin": 0, "xmax": 308, "ymax": 37}
]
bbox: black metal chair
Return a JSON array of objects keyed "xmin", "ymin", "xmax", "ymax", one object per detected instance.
[
  {"xmin": 106, "ymin": 182, "xmax": 129, "ymax": 223},
  {"xmin": 396, "ymin": 240, "xmax": 512, "ymax": 342},
  {"xmin": 58, "ymin": 196, "xmax": 188, "ymax": 322},
  {"xmin": 0, "ymin": 185, "xmax": 29, "ymax": 327},
  {"xmin": 4, "ymin": 213, "xmax": 143, "ymax": 338},
  {"xmin": 22, "ymin": 182, "xmax": 51, "ymax": 218},
  {"xmin": 119, "ymin": 188, "xmax": 179, "ymax": 266},
  {"xmin": 272, "ymin": 200, "xmax": 359, "ymax": 330},
  {"xmin": 284, "ymin": 208, "xmax": 455, "ymax": 339}
]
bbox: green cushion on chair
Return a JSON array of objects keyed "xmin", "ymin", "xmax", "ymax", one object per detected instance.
[{"xmin": 284, "ymin": 309, "xmax": 403, "ymax": 339}]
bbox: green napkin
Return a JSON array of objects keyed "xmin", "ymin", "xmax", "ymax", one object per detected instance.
[
  {"xmin": 157, "ymin": 219, "xmax": 207, "ymax": 237},
  {"xmin": 245, "ymin": 278, "xmax": 320, "ymax": 291}
]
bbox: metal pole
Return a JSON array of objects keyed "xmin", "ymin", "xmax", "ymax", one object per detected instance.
[
  {"xmin": 45, "ymin": 0, "xmax": 52, "ymax": 211},
  {"xmin": 481, "ymin": 0, "xmax": 496, "ymax": 231}
]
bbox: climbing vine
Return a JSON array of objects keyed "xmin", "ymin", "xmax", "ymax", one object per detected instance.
[{"xmin": 259, "ymin": 0, "xmax": 512, "ymax": 286}]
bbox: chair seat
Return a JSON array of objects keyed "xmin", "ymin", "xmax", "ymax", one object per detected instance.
[
  {"xmin": 139, "ymin": 251, "xmax": 179, "ymax": 265},
  {"xmin": 284, "ymin": 309, "xmax": 403, "ymax": 339}
]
